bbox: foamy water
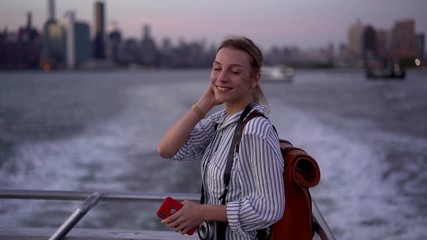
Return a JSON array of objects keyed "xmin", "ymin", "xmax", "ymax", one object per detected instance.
[{"xmin": 1, "ymin": 70, "xmax": 426, "ymax": 239}]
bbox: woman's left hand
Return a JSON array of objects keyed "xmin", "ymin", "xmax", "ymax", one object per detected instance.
[{"xmin": 161, "ymin": 200, "xmax": 204, "ymax": 234}]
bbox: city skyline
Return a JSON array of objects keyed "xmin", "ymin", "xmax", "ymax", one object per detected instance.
[{"xmin": 1, "ymin": 0, "xmax": 426, "ymax": 51}]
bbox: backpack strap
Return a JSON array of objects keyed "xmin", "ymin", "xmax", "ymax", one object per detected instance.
[
  {"xmin": 231, "ymin": 110, "xmax": 272, "ymax": 240},
  {"xmin": 235, "ymin": 111, "xmax": 266, "ymax": 153}
]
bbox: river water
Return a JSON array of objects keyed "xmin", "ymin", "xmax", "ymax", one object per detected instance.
[{"xmin": 0, "ymin": 69, "xmax": 426, "ymax": 239}]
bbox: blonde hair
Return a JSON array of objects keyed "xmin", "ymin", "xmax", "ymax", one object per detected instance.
[{"xmin": 217, "ymin": 35, "xmax": 270, "ymax": 110}]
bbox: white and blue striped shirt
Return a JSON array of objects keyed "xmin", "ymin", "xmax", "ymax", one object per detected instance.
[{"xmin": 172, "ymin": 104, "xmax": 285, "ymax": 239}]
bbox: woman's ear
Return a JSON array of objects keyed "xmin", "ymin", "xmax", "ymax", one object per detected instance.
[{"xmin": 253, "ymin": 72, "xmax": 261, "ymax": 87}]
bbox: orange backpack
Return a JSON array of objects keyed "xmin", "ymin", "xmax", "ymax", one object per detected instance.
[{"xmin": 239, "ymin": 111, "xmax": 322, "ymax": 240}]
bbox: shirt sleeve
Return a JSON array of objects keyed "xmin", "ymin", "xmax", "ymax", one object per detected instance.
[
  {"xmin": 227, "ymin": 117, "xmax": 285, "ymax": 235},
  {"xmin": 171, "ymin": 111, "xmax": 222, "ymax": 162}
]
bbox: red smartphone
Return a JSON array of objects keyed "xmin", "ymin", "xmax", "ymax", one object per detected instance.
[{"xmin": 157, "ymin": 197, "xmax": 196, "ymax": 235}]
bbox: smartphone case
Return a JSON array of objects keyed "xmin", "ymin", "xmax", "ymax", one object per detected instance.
[{"xmin": 157, "ymin": 196, "xmax": 196, "ymax": 235}]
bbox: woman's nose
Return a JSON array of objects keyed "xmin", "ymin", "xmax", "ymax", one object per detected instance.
[{"xmin": 217, "ymin": 70, "xmax": 229, "ymax": 82}]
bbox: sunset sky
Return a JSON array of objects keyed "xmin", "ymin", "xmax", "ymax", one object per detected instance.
[{"xmin": 1, "ymin": 0, "xmax": 426, "ymax": 50}]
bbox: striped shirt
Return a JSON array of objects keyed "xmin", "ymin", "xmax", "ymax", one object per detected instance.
[{"xmin": 172, "ymin": 104, "xmax": 285, "ymax": 240}]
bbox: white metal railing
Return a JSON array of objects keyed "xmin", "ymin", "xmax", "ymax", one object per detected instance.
[
  {"xmin": 0, "ymin": 189, "xmax": 335, "ymax": 240},
  {"xmin": 0, "ymin": 189, "xmax": 199, "ymax": 201},
  {"xmin": 0, "ymin": 189, "xmax": 199, "ymax": 240}
]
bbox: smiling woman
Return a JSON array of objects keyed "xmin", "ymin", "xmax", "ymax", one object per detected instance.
[{"xmin": 157, "ymin": 36, "xmax": 284, "ymax": 239}]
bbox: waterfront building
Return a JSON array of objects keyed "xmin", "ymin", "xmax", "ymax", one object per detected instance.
[
  {"xmin": 159, "ymin": 37, "xmax": 173, "ymax": 68},
  {"xmin": 416, "ymin": 33, "xmax": 425, "ymax": 60},
  {"xmin": 63, "ymin": 12, "xmax": 91, "ymax": 69},
  {"xmin": 41, "ymin": 0, "xmax": 66, "ymax": 69},
  {"xmin": 391, "ymin": 19, "xmax": 417, "ymax": 60},
  {"xmin": 122, "ymin": 38, "xmax": 140, "ymax": 65},
  {"xmin": 48, "ymin": 0, "xmax": 55, "ymax": 21},
  {"xmin": 41, "ymin": 20, "xmax": 65, "ymax": 69},
  {"xmin": 63, "ymin": 12, "xmax": 76, "ymax": 69},
  {"xmin": 348, "ymin": 20, "xmax": 365, "ymax": 59},
  {"xmin": 74, "ymin": 23, "xmax": 91, "ymax": 67},
  {"xmin": 93, "ymin": 1, "xmax": 106, "ymax": 59},
  {"xmin": 0, "ymin": 12, "xmax": 41, "ymax": 69},
  {"xmin": 375, "ymin": 29, "xmax": 392, "ymax": 63},
  {"xmin": 140, "ymin": 24, "xmax": 158, "ymax": 67},
  {"xmin": 362, "ymin": 25, "xmax": 377, "ymax": 60},
  {"xmin": 107, "ymin": 21, "xmax": 122, "ymax": 64}
]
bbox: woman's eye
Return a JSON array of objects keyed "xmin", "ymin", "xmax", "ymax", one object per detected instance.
[{"xmin": 213, "ymin": 68, "xmax": 221, "ymax": 71}]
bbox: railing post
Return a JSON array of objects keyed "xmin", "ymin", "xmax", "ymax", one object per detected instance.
[
  {"xmin": 48, "ymin": 192, "xmax": 103, "ymax": 240},
  {"xmin": 312, "ymin": 199, "xmax": 336, "ymax": 240}
]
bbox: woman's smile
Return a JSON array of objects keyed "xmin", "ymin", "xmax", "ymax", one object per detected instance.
[{"xmin": 216, "ymin": 85, "xmax": 232, "ymax": 92}]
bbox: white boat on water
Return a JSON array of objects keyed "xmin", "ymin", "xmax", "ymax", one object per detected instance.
[{"xmin": 261, "ymin": 65, "xmax": 294, "ymax": 82}]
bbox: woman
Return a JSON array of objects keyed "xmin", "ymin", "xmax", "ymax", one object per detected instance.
[{"xmin": 157, "ymin": 36, "xmax": 285, "ymax": 239}]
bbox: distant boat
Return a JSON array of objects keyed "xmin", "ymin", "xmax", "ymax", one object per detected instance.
[
  {"xmin": 262, "ymin": 65, "xmax": 294, "ymax": 82},
  {"xmin": 366, "ymin": 63, "xmax": 405, "ymax": 80}
]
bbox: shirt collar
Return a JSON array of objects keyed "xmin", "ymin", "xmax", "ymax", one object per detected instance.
[{"xmin": 214, "ymin": 104, "xmax": 267, "ymax": 130}]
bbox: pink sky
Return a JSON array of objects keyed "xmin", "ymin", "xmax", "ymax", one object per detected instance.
[{"xmin": 1, "ymin": 0, "xmax": 426, "ymax": 50}]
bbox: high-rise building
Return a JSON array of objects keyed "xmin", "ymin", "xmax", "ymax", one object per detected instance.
[
  {"xmin": 41, "ymin": 0, "xmax": 66, "ymax": 69},
  {"xmin": 416, "ymin": 33, "xmax": 425, "ymax": 59},
  {"xmin": 63, "ymin": 12, "xmax": 76, "ymax": 68},
  {"xmin": 63, "ymin": 11, "xmax": 91, "ymax": 69},
  {"xmin": 346, "ymin": 20, "xmax": 368, "ymax": 67},
  {"xmin": 107, "ymin": 22, "xmax": 122, "ymax": 64},
  {"xmin": 375, "ymin": 29, "xmax": 392, "ymax": 63},
  {"xmin": 140, "ymin": 24, "xmax": 158, "ymax": 66},
  {"xmin": 160, "ymin": 37, "xmax": 173, "ymax": 67},
  {"xmin": 0, "ymin": 12, "xmax": 41, "ymax": 69},
  {"xmin": 391, "ymin": 19, "xmax": 417, "ymax": 59},
  {"xmin": 348, "ymin": 20, "xmax": 365, "ymax": 58},
  {"xmin": 123, "ymin": 38, "xmax": 139, "ymax": 64},
  {"xmin": 362, "ymin": 25, "xmax": 378, "ymax": 60},
  {"xmin": 48, "ymin": 0, "xmax": 55, "ymax": 21},
  {"xmin": 74, "ymin": 22, "xmax": 91, "ymax": 66},
  {"xmin": 26, "ymin": 12, "xmax": 32, "ymax": 30},
  {"xmin": 93, "ymin": 1, "xmax": 106, "ymax": 59}
]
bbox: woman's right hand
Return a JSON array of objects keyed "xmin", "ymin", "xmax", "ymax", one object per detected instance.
[
  {"xmin": 196, "ymin": 85, "xmax": 221, "ymax": 114},
  {"xmin": 157, "ymin": 85, "xmax": 219, "ymax": 159}
]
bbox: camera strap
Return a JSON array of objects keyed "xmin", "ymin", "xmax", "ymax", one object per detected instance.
[
  {"xmin": 201, "ymin": 103, "xmax": 254, "ymax": 205},
  {"xmin": 219, "ymin": 103, "xmax": 253, "ymax": 204},
  {"xmin": 199, "ymin": 104, "xmax": 254, "ymax": 240}
]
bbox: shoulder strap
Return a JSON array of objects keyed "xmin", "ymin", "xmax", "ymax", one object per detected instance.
[
  {"xmin": 235, "ymin": 111, "xmax": 266, "ymax": 153},
  {"xmin": 234, "ymin": 110, "xmax": 273, "ymax": 240},
  {"xmin": 219, "ymin": 104, "xmax": 254, "ymax": 204}
]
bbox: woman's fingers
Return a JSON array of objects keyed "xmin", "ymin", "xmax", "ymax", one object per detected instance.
[{"xmin": 161, "ymin": 201, "xmax": 201, "ymax": 234}]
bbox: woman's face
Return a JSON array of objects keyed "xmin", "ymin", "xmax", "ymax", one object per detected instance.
[{"xmin": 210, "ymin": 47, "xmax": 258, "ymax": 111}]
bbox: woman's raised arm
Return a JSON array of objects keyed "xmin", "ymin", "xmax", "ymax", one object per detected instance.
[{"xmin": 157, "ymin": 86, "xmax": 219, "ymax": 158}]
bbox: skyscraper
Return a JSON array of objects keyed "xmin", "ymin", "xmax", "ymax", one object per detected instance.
[
  {"xmin": 42, "ymin": 0, "xmax": 66, "ymax": 69},
  {"xmin": 107, "ymin": 22, "xmax": 122, "ymax": 63},
  {"xmin": 63, "ymin": 11, "xmax": 76, "ymax": 68},
  {"xmin": 392, "ymin": 19, "xmax": 417, "ymax": 59},
  {"xmin": 26, "ymin": 12, "xmax": 32, "ymax": 29},
  {"xmin": 75, "ymin": 22, "xmax": 91, "ymax": 67},
  {"xmin": 363, "ymin": 25, "xmax": 378, "ymax": 60},
  {"xmin": 140, "ymin": 24, "xmax": 158, "ymax": 66},
  {"xmin": 93, "ymin": 1, "xmax": 106, "ymax": 59},
  {"xmin": 63, "ymin": 12, "xmax": 91, "ymax": 69},
  {"xmin": 48, "ymin": 0, "xmax": 55, "ymax": 21},
  {"xmin": 416, "ymin": 34, "xmax": 425, "ymax": 59},
  {"xmin": 348, "ymin": 20, "xmax": 365, "ymax": 58}
]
